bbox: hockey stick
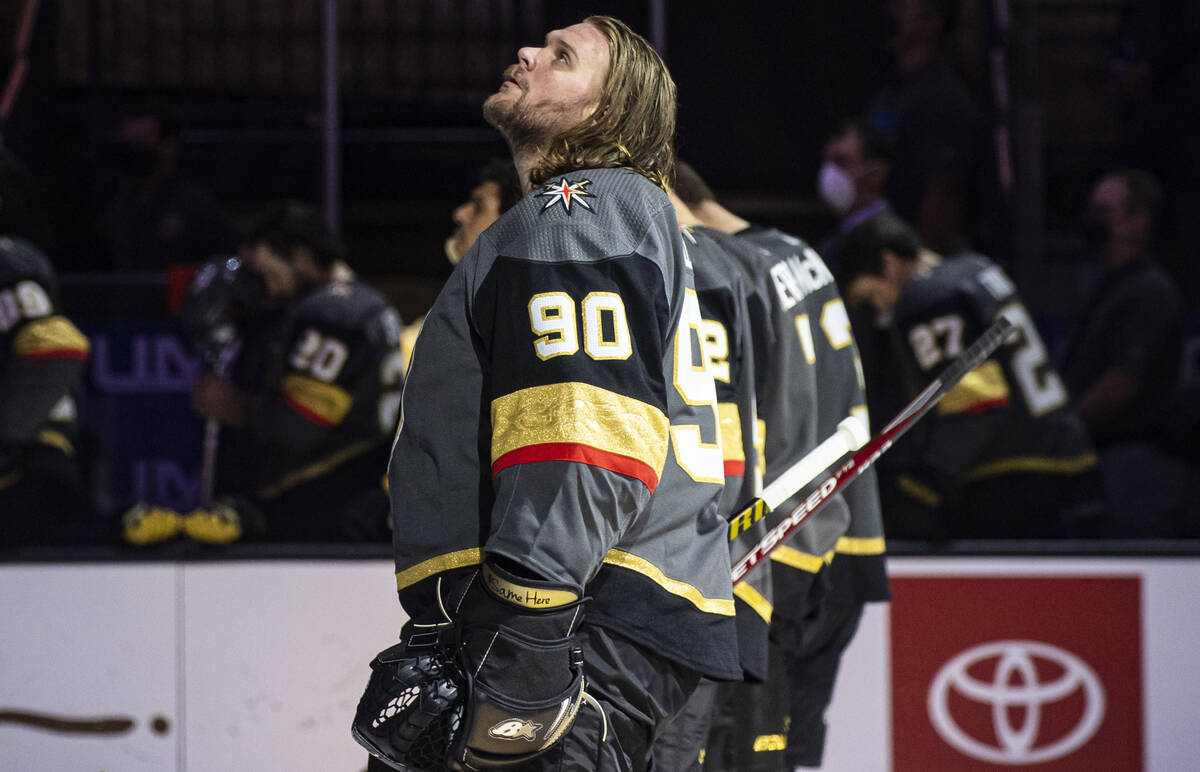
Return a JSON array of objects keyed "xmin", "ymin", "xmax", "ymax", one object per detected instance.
[{"xmin": 729, "ymin": 315, "xmax": 1016, "ymax": 585}]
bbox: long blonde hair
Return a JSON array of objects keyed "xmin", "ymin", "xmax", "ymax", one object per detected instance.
[{"xmin": 528, "ymin": 16, "xmax": 677, "ymax": 191}]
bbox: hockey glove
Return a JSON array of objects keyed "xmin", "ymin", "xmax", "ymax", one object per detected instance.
[
  {"xmin": 353, "ymin": 621, "xmax": 466, "ymax": 771},
  {"xmin": 444, "ymin": 561, "xmax": 587, "ymax": 770}
]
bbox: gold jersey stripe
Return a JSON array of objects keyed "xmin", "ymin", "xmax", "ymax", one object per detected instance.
[
  {"xmin": 395, "ymin": 548, "xmax": 484, "ymax": 591},
  {"xmin": 491, "ymin": 382, "xmax": 669, "ymax": 475},
  {"xmin": 717, "ymin": 402, "xmax": 745, "ymax": 463},
  {"xmin": 13, "ymin": 316, "xmax": 90, "ymax": 359},
  {"xmin": 937, "ymin": 360, "xmax": 1009, "ymax": 415},
  {"xmin": 966, "ymin": 452, "xmax": 1098, "ymax": 481},
  {"xmin": 835, "ymin": 536, "xmax": 886, "ymax": 555},
  {"xmin": 258, "ymin": 439, "xmax": 378, "ymax": 499},
  {"xmin": 281, "ymin": 374, "xmax": 353, "ymax": 427},
  {"xmin": 603, "ymin": 550, "xmax": 735, "ymax": 616},
  {"xmin": 897, "ymin": 473, "xmax": 942, "ymax": 507},
  {"xmin": 37, "ymin": 429, "xmax": 75, "ymax": 456},
  {"xmin": 733, "ymin": 582, "xmax": 773, "ymax": 623},
  {"xmin": 769, "ymin": 544, "xmax": 835, "ymax": 574}
]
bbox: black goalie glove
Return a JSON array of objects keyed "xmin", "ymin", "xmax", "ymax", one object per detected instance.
[
  {"xmin": 179, "ymin": 255, "xmax": 265, "ymax": 357},
  {"xmin": 353, "ymin": 563, "xmax": 588, "ymax": 771}
]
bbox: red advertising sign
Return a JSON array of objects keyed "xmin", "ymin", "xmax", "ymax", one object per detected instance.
[{"xmin": 890, "ymin": 576, "xmax": 1143, "ymax": 771}]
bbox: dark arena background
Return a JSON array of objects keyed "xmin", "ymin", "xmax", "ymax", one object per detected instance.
[{"xmin": 1, "ymin": 1, "xmax": 1198, "ymax": 769}]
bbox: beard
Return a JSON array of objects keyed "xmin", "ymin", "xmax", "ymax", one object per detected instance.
[{"xmin": 483, "ymin": 67, "xmax": 594, "ymax": 154}]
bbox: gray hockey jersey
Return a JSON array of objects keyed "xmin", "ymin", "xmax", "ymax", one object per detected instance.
[
  {"xmin": 686, "ymin": 223, "xmax": 772, "ymax": 680},
  {"xmin": 732, "ymin": 225, "xmax": 889, "ymax": 610},
  {"xmin": 389, "ymin": 168, "xmax": 741, "ymax": 680}
]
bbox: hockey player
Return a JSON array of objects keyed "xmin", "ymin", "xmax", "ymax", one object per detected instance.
[
  {"xmin": 652, "ymin": 190, "xmax": 768, "ymax": 771},
  {"xmin": 187, "ymin": 201, "xmax": 403, "ymax": 542},
  {"xmin": 675, "ymin": 161, "xmax": 889, "ymax": 770},
  {"xmin": 0, "ymin": 236, "xmax": 91, "ymax": 547},
  {"xmin": 839, "ymin": 214, "xmax": 1105, "ymax": 538},
  {"xmin": 353, "ymin": 16, "xmax": 740, "ymax": 771},
  {"xmin": 398, "ymin": 159, "xmax": 521, "ymax": 378}
]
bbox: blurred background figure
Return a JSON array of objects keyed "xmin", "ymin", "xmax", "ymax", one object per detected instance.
[
  {"xmin": 443, "ymin": 158, "xmax": 521, "ymax": 268},
  {"xmin": 400, "ymin": 159, "xmax": 520, "ymax": 376},
  {"xmin": 816, "ymin": 117, "xmax": 896, "ymax": 272},
  {"xmin": 0, "ymin": 150, "xmax": 92, "ymax": 546},
  {"xmin": 1109, "ymin": 0, "xmax": 1200, "ymax": 303},
  {"xmin": 1062, "ymin": 168, "xmax": 1196, "ymax": 536},
  {"xmin": 840, "ymin": 214, "xmax": 1106, "ymax": 540},
  {"xmin": 103, "ymin": 106, "xmax": 237, "ymax": 272},
  {"xmin": 868, "ymin": 0, "xmax": 980, "ymax": 255},
  {"xmin": 182, "ymin": 201, "xmax": 402, "ymax": 543}
]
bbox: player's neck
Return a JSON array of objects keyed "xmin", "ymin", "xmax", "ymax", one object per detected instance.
[
  {"xmin": 512, "ymin": 148, "xmax": 542, "ymax": 195},
  {"xmin": 693, "ymin": 201, "xmax": 750, "ymax": 235},
  {"xmin": 667, "ymin": 190, "xmax": 701, "ymax": 227}
]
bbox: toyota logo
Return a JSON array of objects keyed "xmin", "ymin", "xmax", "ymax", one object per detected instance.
[{"xmin": 927, "ymin": 640, "xmax": 1106, "ymax": 764}]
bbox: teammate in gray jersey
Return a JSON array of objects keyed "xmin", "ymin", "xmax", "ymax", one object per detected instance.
[
  {"xmin": 676, "ymin": 161, "xmax": 889, "ymax": 770},
  {"xmin": 652, "ymin": 190, "xmax": 770, "ymax": 771},
  {"xmin": 356, "ymin": 18, "xmax": 737, "ymax": 772}
]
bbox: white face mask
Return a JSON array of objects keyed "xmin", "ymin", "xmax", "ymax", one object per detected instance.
[
  {"xmin": 444, "ymin": 236, "xmax": 463, "ymax": 266},
  {"xmin": 818, "ymin": 161, "xmax": 857, "ymax": 216}
]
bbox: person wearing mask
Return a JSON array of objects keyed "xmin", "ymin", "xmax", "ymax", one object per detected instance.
[
  {"xmin": 816, "ymin": 118, "xmax": 896, "ymax": 273},
  {"xmin": 816, "ymin": 118, "xmax": 908, "ymax": 449}
]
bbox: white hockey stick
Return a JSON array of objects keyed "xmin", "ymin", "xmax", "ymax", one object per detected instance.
[{"xmin": 729, "ymin": 315, "xmax": 1016, "ymax": 585}]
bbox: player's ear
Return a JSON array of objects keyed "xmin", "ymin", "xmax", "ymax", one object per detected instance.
[
  {"xmin": 291, "ymin": 246, "xmax": 326, "ymax": 284},
  {"xmin": 880, "ymin": 249, "xmax": 905, "ymax": 283}
]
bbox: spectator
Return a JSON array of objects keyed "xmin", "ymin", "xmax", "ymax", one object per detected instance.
[
  {"xmin": 103, "ymin": 107, "xmax": 237, "ymax": 272},
  {"xmin": 1065, "ymin": 169, "xmax": 1183, "ymax": 446},
  {"xmin": 840, "ymin": 214, "xmax": 1105, "ymax": 539},
  {"xmin": 815, "ymin": 118, "xmax": 896, "ymax": 272},
  {"xmin": 868, "ymin": 0, "xmax": 980, "ymax": 254},
  {"xmin": 182, "ymin": 201, "xmax": 403, "ymax": 542},
  {"xmin": 1110, "ymin": 0, "xmax": 1200, "ymax": 300},
  {"xmin": 1062, "ymin": 169, "xmax": 1193, "ymax": 536}
]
